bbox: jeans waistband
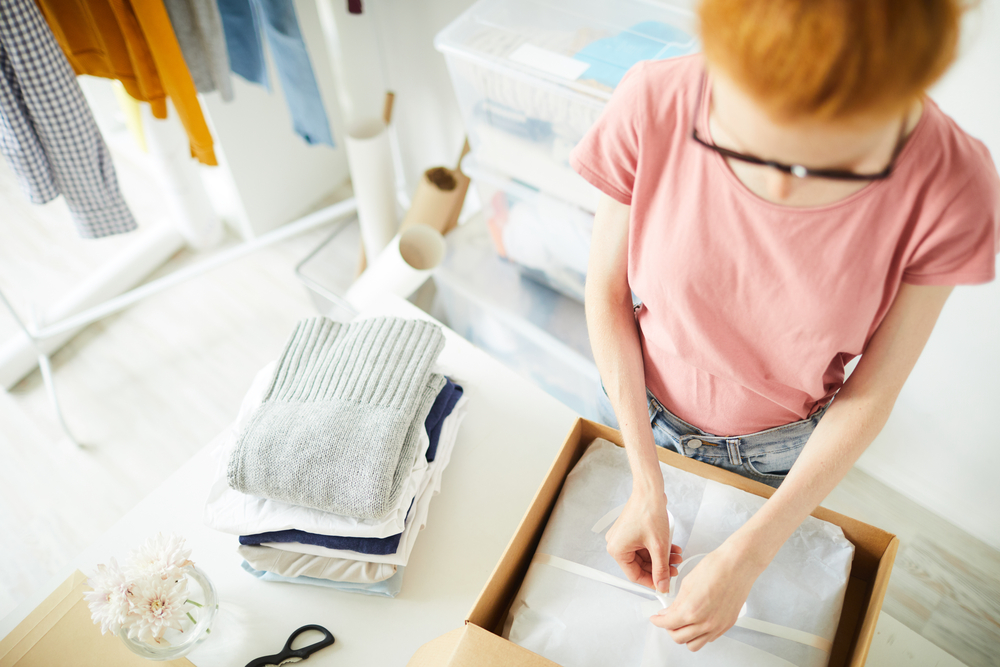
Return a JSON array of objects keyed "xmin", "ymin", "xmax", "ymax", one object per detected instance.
[{"xmin": 646, "ymin": 391, "xmax": 829, "ymax": 463}]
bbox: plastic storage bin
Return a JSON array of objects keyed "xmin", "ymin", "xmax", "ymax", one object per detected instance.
[
  {"xmin": 433, "ymin": 217, "xmax": 600, "ymax": 420},
  {"xmin": 463, "ymin": 155, "xmax": 592, "ymax": 303},
  {"xmin": 435, "ymin": 0, "xmax": 697, "ymax": 212}
]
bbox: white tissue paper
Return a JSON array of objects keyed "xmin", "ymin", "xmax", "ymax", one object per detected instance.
[{"xmin": 504, "ymin": 439, "xmax": 854, "ymax": 667}]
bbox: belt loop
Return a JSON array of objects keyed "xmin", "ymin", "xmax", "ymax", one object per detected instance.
[
  {"xmin": 647, "ymin": 395, "xmax": 659, "ymax": 422},
  {"xmin": 727, "ymin": 438, "xmax": 742, "ymax": 466}
]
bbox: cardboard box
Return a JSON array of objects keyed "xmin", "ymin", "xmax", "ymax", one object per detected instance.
[
  {"xmin": 0, "ymin": 571, "xmax": 194, "ymax": 667},
  {"xmin": 409, "ymin": 418, "xmax": 898, "ymax": 667}
]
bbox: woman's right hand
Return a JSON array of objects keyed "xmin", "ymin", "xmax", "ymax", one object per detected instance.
[{"xmin": 606, "ymin": 490, "xmax": 682, "ymax": 593}]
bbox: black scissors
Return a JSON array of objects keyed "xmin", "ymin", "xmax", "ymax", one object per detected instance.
[{"xmin": 245, "ymin": 625, "xmax": 336, "ymax": 667}]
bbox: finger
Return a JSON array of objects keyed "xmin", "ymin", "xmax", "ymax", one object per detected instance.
[
  {"xmin": 650, "ymin": 606, "xmax": 689, "ymax": 631},
  {"xmin": 685, "ymin": 632, "xmax": 714, "ymax": 652},
  {"xmin": 617, "ymin": 553, "xmax": 655, "ymax": 589},
  {"xmin": 667, "ymin": 623, "xmax": 709, "ymax": 645},
  {"xmin": 632, "ymin": 550, "xmax": 658, "ymax": 589},
  {"xmin": 671, "ymin": 544, "xmax": 683, "ymax": 554},
  {"xmin": 649, "ymin": 546, "xmax": 674, "ymax": 593}
]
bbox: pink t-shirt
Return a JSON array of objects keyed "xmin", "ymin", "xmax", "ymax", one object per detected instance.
[{"xmin": 571, "ymin": 55, "xmax": 1000, "ymax": 436}]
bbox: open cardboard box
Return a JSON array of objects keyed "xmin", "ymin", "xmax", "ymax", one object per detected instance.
[{"xmin": 409, "ymin": 418, "xmax": 898, "ymax": 667}]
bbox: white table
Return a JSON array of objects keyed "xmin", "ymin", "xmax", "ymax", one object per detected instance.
[
  {"xmin": 0, "ymin": 294, "xmax": 579, "ymax": 666},
  {"xmin": 0, "ymin": 294, "xmax": 965, "ymax": 667}
]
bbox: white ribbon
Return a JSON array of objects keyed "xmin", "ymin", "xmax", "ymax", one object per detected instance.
[{"xmin": 534, "ymin": 549, "xmax": 833, "ymax": 653}]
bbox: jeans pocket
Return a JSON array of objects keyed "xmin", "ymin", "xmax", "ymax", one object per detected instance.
[
  {"xmin": 744, "ymin": 458, "xmax": 790, "ymax": 478},
  {"xmin": 743, "ymin": 443, "xmax": 803, "ymax": 479}
]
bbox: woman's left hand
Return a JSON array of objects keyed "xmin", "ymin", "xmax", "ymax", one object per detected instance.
[{"xmin": 650, "ymin": 541, "xmax": 760, "ymax": 651}]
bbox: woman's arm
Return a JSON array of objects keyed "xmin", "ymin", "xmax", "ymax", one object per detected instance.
[
  {"xmin": 586, "ymin": 193, "xmax": 682, "ymax": 592},
  {"xmin": 654, "ymin": 281, "xmax": 954, "ymax": 650}
]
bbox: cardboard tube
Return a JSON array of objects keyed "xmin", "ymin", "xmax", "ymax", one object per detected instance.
[
  {"xmin": 346, "ymin": 118, "xmax": 398, "ymax": 263},
  {"xmin": 346, "ymin": 225, "xmax": 446, "ymax": 308},
  {"xmin": 400, "ymin": 167, "xmax": 469, "ymax": 235}
]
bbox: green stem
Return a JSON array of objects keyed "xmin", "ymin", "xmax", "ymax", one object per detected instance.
[
  {"xmin": 185, "ymin": 599, "xmax": 203, "ymax": 608},
  {"xmin": 186, "ymin": 611, "xmax": 197, "ymax": 625}
]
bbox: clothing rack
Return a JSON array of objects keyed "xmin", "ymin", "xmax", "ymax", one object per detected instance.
[{"xmin": 0, "ymin": 0, "xmax": 397, "ymax": 446}]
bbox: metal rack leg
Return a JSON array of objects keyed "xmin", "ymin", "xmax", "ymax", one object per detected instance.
[{"xmin": 0, "ymin": 289, "xmax": 84, "ymax": 447}]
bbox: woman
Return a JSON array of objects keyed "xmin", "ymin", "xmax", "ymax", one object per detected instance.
[{"xmin": 575, "ymin": 0, "xmax": 999, "ymax": 653}]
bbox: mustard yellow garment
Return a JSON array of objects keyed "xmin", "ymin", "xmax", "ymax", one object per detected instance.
[{"xmin": 37, "ymin": 0, "xmax": 217, "ymax": 165}]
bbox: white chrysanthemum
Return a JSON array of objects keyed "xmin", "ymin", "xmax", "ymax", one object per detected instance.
[
  {"xmin": 84, "ymin": 558, "xmax": 134, "ymax": 635},
  {"xmin": 127, "ymin": 576, "xmax": 189, "ymax": 645},
  {"xmin": 126, "ymin": 533, "xmax": 193, "ymax": 581}
]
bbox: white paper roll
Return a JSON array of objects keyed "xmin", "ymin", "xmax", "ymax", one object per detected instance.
[
  {"xmin": 345, "ymin": 118, "xmax": 398, "ymax": 262},
  {"xmin": 346, "ymin": 225, "xmax": 446, "ymax": 307}
]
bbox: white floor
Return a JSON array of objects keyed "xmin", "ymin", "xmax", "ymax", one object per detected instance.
[{"xmin": 1, "ymin": 157, "xmax": 997, "ymax": 666}]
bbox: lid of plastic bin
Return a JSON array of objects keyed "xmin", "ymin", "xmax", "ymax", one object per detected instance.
[{"xmin": 434, "ymin": 0, "xmax": 699, "ymax": 101}]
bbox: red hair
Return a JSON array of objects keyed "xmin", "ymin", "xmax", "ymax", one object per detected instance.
[{"xmin": 698, "ymin": 0, "xmax": 964, "ymax": 120}]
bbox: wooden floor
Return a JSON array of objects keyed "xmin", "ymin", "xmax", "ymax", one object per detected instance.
[
  {"xmin": 1, "ymin": 159, "xmax": 998, "ymax": 666},
  {"xmin": 823, "ymin": 476, "xmax": 1000, "ymax": 667}
]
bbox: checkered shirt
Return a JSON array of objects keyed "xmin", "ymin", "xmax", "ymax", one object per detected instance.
[{"xmin": 0, "ymin": 0, "xmax": 136, "ymax": 238}]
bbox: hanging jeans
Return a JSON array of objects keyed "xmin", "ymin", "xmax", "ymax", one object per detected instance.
[{"xmin": 218, "ymin": 0, "xmax": 334, "ymax": 147}]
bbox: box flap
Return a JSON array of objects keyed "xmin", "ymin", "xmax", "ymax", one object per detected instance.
[
  {"xmin": 848, "ymin": 535, "xmax": 899, "ymax": 667},
  {"xmin": 0, "ymin": 570, "xmax": 193, "ymax": 667},
  {"xmin": 408, "ymin": 624, "xmax": 559, "ymax": 666}
]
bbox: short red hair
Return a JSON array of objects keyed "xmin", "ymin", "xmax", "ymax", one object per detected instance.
[{"xmin": 698, "ymin": 0, "xmax": 964, "ymax": 120}]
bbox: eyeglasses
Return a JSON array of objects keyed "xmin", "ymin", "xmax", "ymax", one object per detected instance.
[{"xmin": 690, "ymin": 73, "xmax": 909, "ymax": 182}]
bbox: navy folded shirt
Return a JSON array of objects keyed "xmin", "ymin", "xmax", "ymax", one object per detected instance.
[
  {"xmin": 426, "ymin": 378, "xmax": 463, "ymax": 462},
  {"xmin": 239, "ymin": 528, "xmax": 403, "ymax": 555}
]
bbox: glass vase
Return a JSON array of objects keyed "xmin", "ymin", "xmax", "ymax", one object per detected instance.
[{"xmin": 118, "ymin": 565, "xmax": 218, "ymax": 661}]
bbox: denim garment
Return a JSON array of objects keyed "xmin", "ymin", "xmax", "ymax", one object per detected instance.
[
  {"xmin": 218, "ymin": 0, "xmax": 334, "ymax": 146},
  {"xmin": 597, "ymin": 385, "xmax": 829, "ymax": 489}
]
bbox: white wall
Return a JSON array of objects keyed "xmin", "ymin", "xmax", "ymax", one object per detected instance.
[
  {"xmin": 856, "ymin": 0, "xmax": 1000, "ymax": 549},
  {"xmin": 372, "ymin": 0, "xmax": 472, "ymax": 186},
  {"xmin": 200, "ymin": 0, "xmax": 472, "ymax": 236}
]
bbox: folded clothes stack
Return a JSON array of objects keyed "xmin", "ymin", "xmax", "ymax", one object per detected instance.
[{"xmin": 204, "ymin": 316, "xmax": 469, "ymax": 597}]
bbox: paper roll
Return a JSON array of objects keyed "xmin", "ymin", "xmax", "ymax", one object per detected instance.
[
  {"xmin": 400, "ymin": 167, "xmax": 470, "ymax": 235},
  {"xmin": 346, "ymin": 225, "xmax": 446, "ymax": 307},
  {"xmin": 346, "ymin": 118, "xmax": 398, "ymax": 262}
]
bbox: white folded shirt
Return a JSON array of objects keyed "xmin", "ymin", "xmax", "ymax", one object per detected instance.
[
  {"xmin": 263, "ymin": 396, "xmax": 468, "ymax": 567},
  {"xmin": 204, "ymin": 360, "xmax": 444, "ymax": 539}
]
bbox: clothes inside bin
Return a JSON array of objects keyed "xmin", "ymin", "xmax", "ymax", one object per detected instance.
[{"xmin": 481, "ymin": 178, "xmax": 592, "ymax": 303}]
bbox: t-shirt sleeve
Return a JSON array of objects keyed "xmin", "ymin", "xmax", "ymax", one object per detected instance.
[
  {"xmin": 569, "ymin": 61, "xmax": 648, "ymax": 205},
  {"xmin": 902, "ymin": 162, "xmax": 1000, "ymax": 286}
]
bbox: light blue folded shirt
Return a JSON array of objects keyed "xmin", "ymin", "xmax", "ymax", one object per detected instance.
[{"xmin": 240, "ymin": 561, "xmax": 404, "ymax": 598}]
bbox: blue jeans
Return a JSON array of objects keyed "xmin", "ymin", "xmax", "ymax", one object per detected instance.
[
  {"xmin": 596, "ymin": 386, "xmax": 829, "ymax": 489},
  {"xmin": 218, "ymin": 0, "xmax": 335, "ymax": 147}
]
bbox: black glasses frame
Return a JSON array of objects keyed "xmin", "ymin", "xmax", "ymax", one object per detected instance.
[{"xmin": 690, "ymin": 74, "xmax": 909, "ymax": 182}]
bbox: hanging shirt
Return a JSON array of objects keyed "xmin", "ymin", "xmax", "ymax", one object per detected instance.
[
  {"xmin": 162, "ymin": 0, "xmax": 233, "ymax": 102},
  {"xmin": 37, "ymin": 0, "xmax": 218, "ymax": 166},
  {"xmin": 0, "ymin": 0, "xmax": 135, "ymax": 238},
  {"xmin": 570, "ymin": 55, "xmax": 1000, "ymax": 436}
]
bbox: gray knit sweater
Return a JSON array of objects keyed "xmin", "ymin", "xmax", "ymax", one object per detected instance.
[{"xmin": 228, "ymin": 317, "xmax": 446, "ymax": 519}]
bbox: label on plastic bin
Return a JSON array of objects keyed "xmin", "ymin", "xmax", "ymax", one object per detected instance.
[{"xmin": 509, "ymin": 43, "xmax": 590, "ymax": 80}]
